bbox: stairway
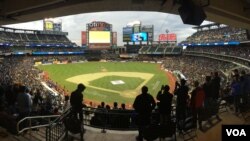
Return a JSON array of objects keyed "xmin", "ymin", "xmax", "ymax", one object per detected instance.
[{"xmin": 0, "ymin": 126, "xmax": 46, "ymax": 141}]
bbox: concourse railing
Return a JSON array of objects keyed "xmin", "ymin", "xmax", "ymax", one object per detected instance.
[
  {"xmin": 45, "ymin": 105, "xmax": 178, "ymax": 141},
  {"xmin": 46, "ymin": 107, "xmax": 72, "ymax": 141},
  {"xmin": 16, "ymin": 114, "xmax": 60, "ymax": 134}
]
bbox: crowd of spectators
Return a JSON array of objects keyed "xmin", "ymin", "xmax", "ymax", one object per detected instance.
[
  {"xmin": 0, "ymin": 56, "xmax": 41, "ymax": 88},
  {"xmin": 0, "ymin": 55, "xmax": 88, "ymax": 132},
  {"xmin": 86, "ymin": 66, "xmax": 249, "ymax": 140},
  {"xmin": 32, "ymin": 55, "xmax": 86, "ymax": 63},
  {"xmin": 0, "ymin": 56, "xmax": 66, "ymax": 133},
  {"xmin": 30, "ymin": 47, "xmax": 84, "ymax": 52},
  {"xmin": 182, "ymin": 26, "xmax": 248, "ymax": 44},
  {"xmin": 0, "ymin": 47, "xmax": 12, "ymax": 53},
  {"xmin": 0, "ymin": 52, "xmax": 249, "ymax": 138},
  {"xmin": 163, "ymin": 56, "xmax": 239, "ymax": 85},
  {"xmin": 185, "ymin": 46, "xmax": 250, "ymax": 60},
  {"xmin": 0, "ymin": 46, "xmax": 84, "ymax": 55}
]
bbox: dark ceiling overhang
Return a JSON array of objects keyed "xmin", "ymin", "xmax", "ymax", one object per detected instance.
[{"xmin": 0, "ymin": 0, "xmax": 249, "ymax": 29}]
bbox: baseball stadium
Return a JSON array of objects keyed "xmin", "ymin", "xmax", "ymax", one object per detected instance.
[
  {"xmin": 31, "ymin": 20, "xmax": 177, "ymax": 108},
  {"xmin": 0, "ymin": 1, "xmax": 250, "ymax": 141}
]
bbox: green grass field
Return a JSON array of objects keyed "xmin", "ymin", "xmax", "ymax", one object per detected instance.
[{"xmin": 36, "ymin": 62, "xmax": 169, "ymax": 106}]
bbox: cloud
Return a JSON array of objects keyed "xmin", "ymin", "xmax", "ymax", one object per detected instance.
[{"xmin": 5, "ymin": 11, "xmax": 206, "ymax": 46}]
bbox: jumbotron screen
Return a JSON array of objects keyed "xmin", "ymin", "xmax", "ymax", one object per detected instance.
[
  {"xmin": 89, "ymin": 31, "xmax": 111, "ymax": 43},
  {"xmin": 131, "ymin": 32, "xmax": 148, "ymax": 42}
]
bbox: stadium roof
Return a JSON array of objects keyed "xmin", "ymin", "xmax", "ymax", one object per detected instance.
[
  {"xmin": 192, "ymin": 23, "xmax": 221, "ymax": 29},
  {"xmin": 0, "ymin": 0, "xmax": 250, "ymax": 29}
]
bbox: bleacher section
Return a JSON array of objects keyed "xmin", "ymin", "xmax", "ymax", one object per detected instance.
[
  {"xmin": 180, "ymin": 23, "xmax": 248, "ymax": 46},
  {"xmin": 140, "ymin": 46, "xmax": 150, "ymax": 53},
  {"xmin": 184, "ymin": 45, "xmax": 250, "ymax": 68},
  {"xmin": 139, "ymin": 45, "xmax": 182, "ymax": 55},
  {"xmin": 180, "ymin": 24, "xmax": 250, "ymax": 67},
  {"xmin": 126, "ymin": 45, "xmax": 141, "ymax": 53},
  {"xmin": 0, "ymin": 26, "xmax": 84, "ymax": 56},
  {"xmin": 172, "ymin": 47, "xmax": 182, "ymax": 54},
  {"xmin": 147, "ymin": 46, "xmax": 157, "ymax": 53},
  {"xmin": 185, "ymin": 46, "xmax": 250, "ymax": 60},
  {"xmin": 155, "ymin": 47, "xmax": 165, "ymax": 53},
  {"xmin": 165, "ymin": 47, "xmax": 173, "ymax": 53}
]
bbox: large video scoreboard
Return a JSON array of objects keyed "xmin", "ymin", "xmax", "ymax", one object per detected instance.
[
  {"xmin": 82, "ymin": 21, "xmax": 117, "ymax": 49},
  {"xmin": 122, "ymin": 23, "xmax": 154, "ymax": 43}
]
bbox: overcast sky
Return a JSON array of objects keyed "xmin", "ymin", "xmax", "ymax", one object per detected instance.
[{"xmin": 4, "ymin": 11, "xmax": 211, "ymax": 46}]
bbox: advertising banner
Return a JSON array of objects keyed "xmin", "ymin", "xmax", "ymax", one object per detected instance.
[
  {"xmin": 112, "ymin": 32, "xmax": 117, "ymax": 45},
  {"xmin": 81, "ymin": 31, "xmax": 87, "ymax": 46},
  {"xmin": 87, "ymin": 21, "xmax": 111, "ymax": 31},
  {"xmin": 159, "ymin": 33, "xmax": 177, "ymax": 41}
]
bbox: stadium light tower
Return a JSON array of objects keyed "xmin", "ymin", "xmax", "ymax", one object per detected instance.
[{"xmin": 166, "ymin": 29, "xmax": 169, "ymax": 44}]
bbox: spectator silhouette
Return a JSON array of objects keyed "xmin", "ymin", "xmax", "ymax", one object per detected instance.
[
  {"xmin": 16, "ymin": 86, "xmax": 32, "ymax": 130},
  {"xmin": 106, "ymin": 105, "xmax": 111, "ymax": 110},
  {"xmin": 231, "ymin": 75, "xmax": 241, "ymax": 113},
  {"xmin": 156, "ymin": 85, "xmax": 173, "ymax": 125},
  {"xmin": 63, "ymin": 94, "xmax": 70, "ymax": 111},
  {"xmin": 101, "ymin": 102, "xmax": 105, "ymax": 108},
  {"xmin": 133, "ymin": 86, "xmax": 156, "ymax": 141},
  {"xmin": 211, "ymin": 72, "xmax": 221, "ymax": 100},
  {"xmin": 120, "ymin": 103, "xmax": 126, "ymax": 110},
  {"xmin": 203, "ymin": 76, "xmax": 212, "ymax": 105},
  {"xmin": 33, "ymin": 89, "xmax": 43, "ymax": 113},
  {"xmin": 240, "ymin": 70, "xmax": 250, "ymax": 104},
  {"xmin": 190, "ymin": 81, "xmax": 205, "ymax": 130},
  {"xmin": 70, "ymin": 83, "xmax": 86, "ymax": 121},
  {"xmin": 211, "ymin": 72, "xmax": 222, "ymax": 120},
  {"xmin": 202, "ymin": 76, "xmax": 213, "ymax": 121},
  {"xmin": 113, "ymin": 102, "xmax": 118, "ymax": 110},
  {"xmin": 232, "ymin": 69, "xmax": 240, "ymax": 78},
  {"xmin": 0, "ymin": 86, "xmax": 5, "ymax": 111},
  {"xmin": 174, "ymin": 79, "xmax": 189, "ymax": 131}
]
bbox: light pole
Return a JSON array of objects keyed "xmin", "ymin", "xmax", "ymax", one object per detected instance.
[
  {"xmin": 164, "ymin": 29, "xmax": 169, "ymax": 57},
  {"xmin": 166, "ymin": 29, "xmax": 169, "ymax": 45}
]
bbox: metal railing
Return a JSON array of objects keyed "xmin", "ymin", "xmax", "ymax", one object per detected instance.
[
  {"xmin": 46, "ymin": 107, "xmax": 72, "ymax": 141},
  {"xmin": 46, "ymin": 107, "xmax": 139, "ymax": 141},
  {"xmin": 45, "ymin": 106, "xmax": 179, "ymax": 141},
  {"xmin": 82, "ymin": 107, "xmax": 138, "ymax": 131},
  {"xmin": 16, "ymin": 115, "xmax": 60, "ymax": 134}
]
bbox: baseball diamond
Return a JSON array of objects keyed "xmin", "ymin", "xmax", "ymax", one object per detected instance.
[{"xmin": 37, "ymin": 62, "xmax": 175, "ymax": 107}]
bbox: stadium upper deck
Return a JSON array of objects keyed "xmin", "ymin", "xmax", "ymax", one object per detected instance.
[
  {"xmin": 180, "ymin": 24, "xmax": 249, "ymax": 46},
  {"xmin": 0, "ymin": 26, "xmax": 77, "ymax": 47}
]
